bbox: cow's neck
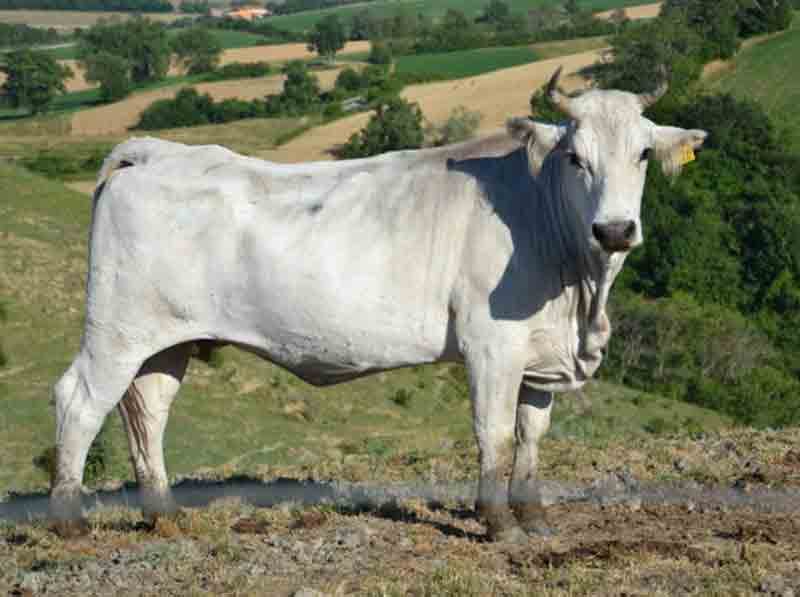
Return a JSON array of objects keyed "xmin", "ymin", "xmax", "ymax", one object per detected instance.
[{"xmin": 531, "ymin": 153, "xmax": 623, "ymax": 374}]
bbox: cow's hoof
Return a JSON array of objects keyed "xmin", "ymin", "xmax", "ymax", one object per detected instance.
[
  {"xmin": 52, "ymin": 519, "xmax": 90, "ymax": 539},
  {"xmin": 489, "ymin": 524, "xmax": 529, "ymax": 544}
]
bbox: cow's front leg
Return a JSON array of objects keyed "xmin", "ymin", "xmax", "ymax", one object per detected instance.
[
  {"xmin": 510, "ymin": 386, "xmax": 555, "ymax": 536},
  {"xmin": 466, "ymin": 350, "xmax": 527, "ymax": 543}
]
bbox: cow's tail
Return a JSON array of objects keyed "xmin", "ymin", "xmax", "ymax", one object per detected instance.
[{"xmin": 94, "ymin": 137, "xmax": 187, "ymax": 201}]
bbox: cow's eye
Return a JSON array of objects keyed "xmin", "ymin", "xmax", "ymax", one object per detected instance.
[
  {"xmin": 640, "ymin": 148, "xmax": 652, "ymax": 162},
  {"xmin": 567, "ymin": 152, "xmax": 585, "ymax": 170}
]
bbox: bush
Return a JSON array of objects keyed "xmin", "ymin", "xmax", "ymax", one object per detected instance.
[
  {"xmin": 21, "ymin": 146, "xmax": 110, "ymax": 179},
  {"xmin": 337, "ymin": 97, "xmax": 424, "ymax": 159},
  {"xmin": 134, "ymin": 87, "xmax": 214, "ymax": 130},
  {"xmin": 428, "ymin": 105, "xmax": 482, "ymax": 146},
  {"xmin": 204, "ymin": 61, "xmax": 271, "ymax": 81},
  {"xmin": 368, "ymin": 41, "xmax": 392, "ymax": 65}
]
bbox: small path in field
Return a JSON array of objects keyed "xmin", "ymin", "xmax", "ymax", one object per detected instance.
[{"xmin": 596, "ymin": 2, "xmax": 661, "ymax": 20}]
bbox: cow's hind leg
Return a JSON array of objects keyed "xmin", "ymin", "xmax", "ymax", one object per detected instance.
[
  {"xmin": 509, "ymin": 387, "xmax": 555, "ymax": 536},
  {"xmin": 117, "ymin": 344, "xmax": 191, "ymax": 524},
  {"xmin": 466, "ymin": 349, "xmax": 527, "ymax": 543},
  {"xmin": 50, "ymin": 351, "xmax": 142, "ymax": 536}
]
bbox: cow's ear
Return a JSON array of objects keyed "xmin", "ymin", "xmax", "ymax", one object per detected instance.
[
  {"xmin": 507, "ymin": 117, "xmax": 565, "ymax": 176},
  {"xmin": 652, "ymin": 126, "xmax": 708, "ymax": 176}
]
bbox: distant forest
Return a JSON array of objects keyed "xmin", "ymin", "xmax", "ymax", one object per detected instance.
[
  {"xmin": 0, "ymin": 0, "xmax": 173, "ymax": 11},
  {"xmin": 265, "ymin": 0, "xmax": 376, "ymax": 16}
]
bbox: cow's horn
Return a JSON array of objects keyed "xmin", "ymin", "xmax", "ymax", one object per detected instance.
[
  {"xmin": 638, "ymin": 70, "xmax": 669, "ymax": 108},
  {"xmin": 546, "ymin": 67, "xmax": 573, "ymax": 117}
]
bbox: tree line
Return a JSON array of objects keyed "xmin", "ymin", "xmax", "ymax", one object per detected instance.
[{"xmin": 0, "ymin": 23, "xmax": 64, "ymax": 48}]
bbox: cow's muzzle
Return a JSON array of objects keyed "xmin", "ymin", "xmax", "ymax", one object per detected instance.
[{"xmin": 592, "ymin": 220, "xmax": 637, "ymax": 253}]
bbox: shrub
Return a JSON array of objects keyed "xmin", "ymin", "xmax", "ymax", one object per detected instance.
[
  {"xmin": 368, "ymin": 40, "xmax": 392, "ymax": 65},
  {"xmin": 428, "ymin": 105, "xmax": 482, "ymax": 146},
  {"xmin": 337, "ymin": 97, "xmax": 424, "ymax": 159},
  {"xmin": 134, "ymin": 87, "xmax": 214, "ymax": 129},
  {"xmin": 204, "ymin": 61, "xmax": 271, "ymax": 81}
]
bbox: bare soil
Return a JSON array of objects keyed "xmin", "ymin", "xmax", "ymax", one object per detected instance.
[
  {"xmin": 0, "ymin": 9, "xmax": 181, "ymax": 29},
  {"xmin": 2, "ymin": 492, "xmax": 798, "ymax": 595},
  {"xmin": 596, "ymin": 2, "xmax": 662, "ymax": 20}
]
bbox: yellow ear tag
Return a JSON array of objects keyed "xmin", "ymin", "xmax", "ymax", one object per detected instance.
[{"xmin": 678, "ymin": 145, "xmax": 696, "ymax": 166}]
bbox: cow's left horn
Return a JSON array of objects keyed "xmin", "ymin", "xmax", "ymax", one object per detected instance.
[
  {"xmin": 638, "ymin": 79, "xmax": 668, "ymax": 108},
  {"xmin": 547, "ymin": 67, "xmax": 573, "ymax": 117}
]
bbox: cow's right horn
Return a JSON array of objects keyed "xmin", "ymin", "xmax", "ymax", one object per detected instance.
[{"xmin": 546, "ymin": 67, "xmax": 574, "ymax": 117}]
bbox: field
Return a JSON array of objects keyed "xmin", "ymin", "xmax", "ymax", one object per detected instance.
[
  {"xmin": 395, "ymin": 46, "xmax": 540, "ymax": 79},
  {"xmin": 707, "ymin": 28, "xmax": 800, "ymax": 153},
  {"xmin": 0, "ymin": 9, "xmax": 183, "ymax": 29},
  {"xmin": 268, "ymin": 0, "xmax": 654, "ymax": 33}
]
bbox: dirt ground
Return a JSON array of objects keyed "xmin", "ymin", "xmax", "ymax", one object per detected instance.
[
  {"xmin": 596, "ymin": 2, "xmax": 662, "ymax": 20},
  {"xmin": 68, "ymin": 68, "xmax": 343, "ymax": 137},
  {"xmin": 2, "ymin": 490, "xmax": 798, "ymax": 595}
]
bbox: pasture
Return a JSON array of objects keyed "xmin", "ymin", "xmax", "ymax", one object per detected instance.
[
  {"xmin": 707, "ymin": 27, "xmax": 800, "ymax": 153},
  {"xmin": 394, "ymin": 46, "xmax": 540, "ymax": 80}
]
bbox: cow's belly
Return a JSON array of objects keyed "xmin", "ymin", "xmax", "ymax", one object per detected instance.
[{"xmin": 195, "ymin": 217, "xmax": 457, "ymax": 383}]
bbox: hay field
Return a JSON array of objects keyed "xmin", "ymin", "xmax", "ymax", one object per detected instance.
[
  {"xmin": 0, "ymin": 9, "xmax": 183, "ymax": 29},
  {"xmin": 260, "ymin": 48, "xmax": 604, "ymax": 163},
  {"xmin": 69, "ymin": 68, "xmax": 343, "ymax": 136}
]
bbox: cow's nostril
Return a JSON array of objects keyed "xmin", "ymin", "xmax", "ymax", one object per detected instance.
[
  {"xmin": 623, "ymin": 220, "xmax": 636, "ymax": 240},
  {"xmin": 592, "ymin": 223, "xmax": 604, "ymax": 243}
]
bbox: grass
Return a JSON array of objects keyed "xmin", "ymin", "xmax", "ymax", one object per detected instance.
[
  {"xmin": 268, "ymin": 0, "xmax": 651, "ymax": 33},
  {"xmin": 530, "ymin": 34, "xmax": 610, "ymax": 59},
  {"xmin": 706, "ymin": 27, "xmax": 800, "ymax": 153},
  {"xmin": 395, "ymin": 45, "xmax": 540, "ymax": 79}
]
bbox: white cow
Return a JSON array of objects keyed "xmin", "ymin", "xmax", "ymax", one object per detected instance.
[{"xmin": 50, "ymin": 70, "xmax": 706, "ymax": 541}]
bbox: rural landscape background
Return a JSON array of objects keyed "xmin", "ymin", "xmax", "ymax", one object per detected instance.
[{"xmin": 2, "ymin": 0, "xmax": 800, "ymax": 594}]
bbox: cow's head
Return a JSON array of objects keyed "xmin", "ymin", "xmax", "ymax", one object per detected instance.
[{"xmin": 508, "ymin": 68, "xmax": 707, "ymax": 255}]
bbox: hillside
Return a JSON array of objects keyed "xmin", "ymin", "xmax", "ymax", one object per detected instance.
[
  {"xmin": 267, "ymin": 0, "xmax": 653, "ymax": 33},
  {"xmin": 707, "ymin": 27, "xmax": 800, "ymax": 153}
]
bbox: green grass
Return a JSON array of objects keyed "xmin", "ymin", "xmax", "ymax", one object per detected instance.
[
  {"xmin": 394, "ymin": 45, "xmax": 540, "ymax": 79},
  {"xmin": 269, "ymin": 0, "xmax": 649, "ymax": 33},
  {"xmin": 0, "ymin": 163, "xmax": 732, "ymax": 496},
  {"xmin": 706, "ymin": 28, "xmax": 800, "ymax": 153}
]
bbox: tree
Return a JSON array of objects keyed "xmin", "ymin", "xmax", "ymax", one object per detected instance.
[
  {"xmin": 368, "ymin": 40, "xmax": 392, "ymax": 65},
  {"xmin": 83, "ymin": 51, "xmax": 131, "ymax": 102},
  {"xmin": 661, "ymin": 0, "xmax": 740, "ymax": 60},
  {"xmin": 171, "ymin": 28, "xmax": 223, "ymax": 74},
  {"xmin": 350, "ymin": 9, "xmax": 377, "ymax": 41},
  {"xmin": 0, "ymin": 49, "xmax": 72, "ymax": 114},
  {"xmin": 590, "ymin": 16, "xmax": 703, "ymax": 100},
  {"xmin": 266, "ymin": 60, "xmax": 321, "ymax": 115},
  {"xmin": 481, "ymin": 0, "xmax": 510, "ymax": 23},
  {"xmin": 338, "ymin": 97, "xmax": 424, "ymax": 159},
  {"xmin": 307, "ymin": 14, "xmax": 346, "ymax": 62},
  {"xmin": 78, "ymin": 17, "xmax": 171, "ymax": 85}
]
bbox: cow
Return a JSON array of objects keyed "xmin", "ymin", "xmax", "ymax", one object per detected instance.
[{"xmin": 50, "ymin": 69, "xmax": 706, "ymax": 541}]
